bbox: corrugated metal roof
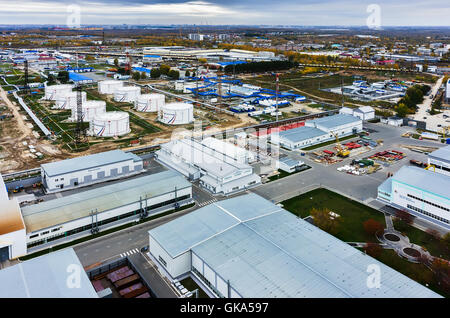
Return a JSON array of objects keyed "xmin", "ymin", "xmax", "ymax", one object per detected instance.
[
  {"xmin": 279, "ymin": 126, "xmax": 327, "ymax": 143},
  {"xmin": 392, "ymin": 166, "xmax": 450, "ymax": 199},
  {"xmin": 428, "ymin": 145, "xmax": 450, "ymax": 163},
  {"xmin": 21, "ymin": 170, "xmax": 190, "ymax": 233},
  {"xmin": 154, "ymin": 193, "xmax": 442, "ymax": 298},
  {"xmin": 0, "ymin": 248, "xmax": 98, "ymax": 298},
  {"xmin": 41, "ymin": 150, "xmax": 142, "ymax": 177},
  {"xmin": 307, "ymin": 114, "xmax": 361, "ymax": 129}
]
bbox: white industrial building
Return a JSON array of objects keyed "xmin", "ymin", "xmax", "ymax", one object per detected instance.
[
  {"xmin": 148, "ymin": 193, "xmax": 441, "ymax": 298},
  {"xmin": 90, "ymin": 111, "xmax": 131, "ymax": 137},
  {"xmin": 0, "ymin": 248, "xmax": 98, "ymax": 298},
  {"xmin": 278, "ymin": 156, "xmax": 305, "ymax": 173},
  {"xmin": 113, "ymin": 86, "xmax": 141, "ymax": 103},
  {"xmin": 446, "ymin": 79, "xmax": 450, "ymax": 104},
  {"xmin": 156, "ymin": 138, "xmax": 261, "ymax": 195},
  {"xmin": 69, "ymin": 100, "xmax": 106, "ymax": 122},
  {"xmin": 22, "ymin": 170, "xmax": 192, "ymax": 247},
  {"xmin": 201, "ymin": 137, "xmax": 257, "ymax": 164},
  {"xmin": 339, "ymin": 106, "xmax": 375, "ymax": 121},
  {"xmin": 0, "ymin": 174, "xmax": 27, "ymax": 261},
  {"xmin": 381, "ymin": 116, "xmax": 404, "ymax": 127},
  {"xmin": 272, "ymin": 114, "xmax": 363, "ymax": 150},
  {"xmin": 134, "ymin": 93, "xmax": 165, "ymax": 112},
  {"xmin": 98, "ymin": 80, "xmax": 124, "ymax": 94},
  {"xmin": 40, "ymin": 149, "xmax": 143, "ymax": 193},
  {"xmin": 44, "ymin": 84, "xmax": 73, "ymax": 100},
  {"xmin": 158, "ymin": 102, "xmax": 194, "ymax": 125},
  {"xmin": 305, "ymin": 114, "xmax": 363, "ymax": 135},
  {"xmin": 378, "ymin": 166, "xmax": 450, "ymax": 230},
  {"xmin": 428, "ymin": 145, "xmax": 450, "ymax": 176}
]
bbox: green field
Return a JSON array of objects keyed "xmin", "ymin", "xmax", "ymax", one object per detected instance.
[
  {"xmin": 267, "ymin": 166, "xmax": 311, "ymax": 182},
  {"xmin": 281, "ymin": 188, "xmax": 386, "ymax": 243}
]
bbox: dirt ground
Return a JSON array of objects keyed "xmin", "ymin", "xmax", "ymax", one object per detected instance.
[{"xmin": 0, "ymin": 86, "xmax": 69, "ymax": 173}]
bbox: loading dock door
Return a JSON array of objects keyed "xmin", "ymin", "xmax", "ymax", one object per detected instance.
[{"xmin": 0, "ymin": 246, "xmax": 9, "ymax": 262}]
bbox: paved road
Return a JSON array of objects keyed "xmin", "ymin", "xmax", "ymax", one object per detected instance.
[{"xmin": 74, "ymin": 122, "xmax": 447, "ymax": 267}]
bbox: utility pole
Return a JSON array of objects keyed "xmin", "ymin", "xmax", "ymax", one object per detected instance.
[{"xmin": 275, "ymin": 73, "xmax": 279, "ymax": 122}]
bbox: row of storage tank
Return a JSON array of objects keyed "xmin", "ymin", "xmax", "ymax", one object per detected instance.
[
  {"xmin": 98, "ymin": 80, "xmax": 194, "ymax": 126},
  {"xmin": 43, "ymin": 81, "xmax": 195, "ymax": 138},
  {"xmin": 44, "ymin": 84, "xmax": 130, "ymax": 137}
]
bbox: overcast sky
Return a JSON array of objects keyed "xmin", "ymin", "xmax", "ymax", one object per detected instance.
[{"xmin": 0, "ymin": 0, "xmax": 449, "ymax": 26}]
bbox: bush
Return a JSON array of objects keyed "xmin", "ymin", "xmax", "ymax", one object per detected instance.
[
  {"xmin": 363, "ymin": 219, "xmax": 384, "ymax": 236},
  {"xmin": 150, "ymin": 68, "xmax": 161, "ymax": 79}
]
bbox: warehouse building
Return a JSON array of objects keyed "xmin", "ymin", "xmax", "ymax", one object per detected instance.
[
  {"xmin": 305, "ymin": 114, "xmax": 363, "ymax": 135},
  {"xmin": 156, "ymin": 138, "xmax": 260, "ymax": 195},
  {"xmin": 0, "ymin": 248, "xmax": 98, "ymax": 298},
  {"xmin": 41, "ymin": 150, "xmax": 143, "ymax": 193},
  {"xmin": 339, "ymin": 106, "xmax": 375, "ymax": 121},
  {"xmin": 271, "ymin": 126, "xmax": 329, "ymax": 150},
  {"xmin": 428, "ymin": 145, "xmax": 450, "ymax": 177},
  {"xmin": 148, "ymin": 193, "xmax": 441, "ymax": 298},
  {"xmin": 272, "ymin": 114, "xmax": 363, "ymax": 150},
  {"xmin": 21, "ymin": 170, "xmax": 192, "ymax": 247},
  {"xmin": 377, "ymin": 166, "xmax": 450, "ymax": 230},
  {"xmin": 0, "ymin": 174, "xmax": 27, "ymax": 261},
  {"xmin": 201, "ymin": 137, "xmax": 257, "ymax": 164}
]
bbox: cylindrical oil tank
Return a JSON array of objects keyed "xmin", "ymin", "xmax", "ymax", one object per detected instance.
[
  {"xmin": 113, "ymin": 86, "xmax": 141, "ymax": 103},
  {"xmin": 90, "ymin": 111, "xmax": 130, "ymax": 137},
  {"xmin": 134, "ymin": 93, "xmax": 165, "ymax": 112},
  {"xmin": 54, "ymin": 91, "xmax": 87, "ymax": 109},
  {"xmin": 98, "ymin": 80, "xmax": 124, "ymax": 94},
  {"xmin": 70, "ymin": 100, "xmax": 106, "ymax": 122},
  {"xmin": 44, "ymin": 84, "xmax": 73, "ymax": 100},
  {"xmin": 158, "ymin": 102, "xmax": 193, "ymax": 125}
]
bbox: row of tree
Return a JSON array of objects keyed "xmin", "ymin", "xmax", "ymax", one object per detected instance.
[
  {"xmin": 395, "ymin": 84, "xmax": 431, "ymax": 117},
  {"xmin": 223, "ymin": 60, "xmax": 296, "ymax": 74}
]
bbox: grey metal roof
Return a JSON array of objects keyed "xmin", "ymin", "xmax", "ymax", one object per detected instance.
[
  {"xmin": 154, "ymin": 193, "xmax": 442, "ymax": 298},
  {"xmin": 149, "ymin": 193, "xmax": 279, "ymax": 258},
  {"xmin": 307, "ymin": 114, "xmax": 361, "ymax": 129},
  {"xmin": 279, "ymin": 126, "xmax": 327, "ymax": 143},
  {"xmin": 21, "ymin": 170, "xmax": 190, "ymax": 233},
  {"xmin": 0, "ymin": 248, "xmax": 98, "ymax": 298},
  {"xmin": 392, "ymin": 166, "xmax": 450, "ymax": 199},
  {"xmin": 279, "ymin": 156, "xmax": 302, "ymax": 168},
  {"xmin": 428, "ymin": 145, "xmax": 450, "ymax": 164},
  {"xmin": 41, "ymin": 150, "xmax": 142, "ymax": 177}
]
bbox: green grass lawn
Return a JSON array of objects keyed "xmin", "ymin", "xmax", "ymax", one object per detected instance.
[
  {"xmin": 180, "ymin": 277, "xmax": 210, "ymax": 298},
  {"xmin": 393, "ymin": 219, "xmax": 450, "ymax": 260},
  {"xmin": 267, "ymin": 166, "xmax": 311, "ymax": 182},
  {"xmin": 281, "ymin": 188, "xmax": 386, "ymax": 243}
]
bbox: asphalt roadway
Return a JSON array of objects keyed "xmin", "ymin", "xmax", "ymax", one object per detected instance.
[{"xmin": 74, "ymin": 121, "xmax": 447, "ymax": 267}]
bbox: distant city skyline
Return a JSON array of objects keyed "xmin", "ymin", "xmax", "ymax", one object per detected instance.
[{"xmin": 0, "ymin": 0, "xmax": 449, "ymax": 27}]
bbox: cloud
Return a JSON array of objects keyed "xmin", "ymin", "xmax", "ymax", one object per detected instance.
[{"xmin": 0, "ymin": 0, "xmax": 448, "ymax": 26}]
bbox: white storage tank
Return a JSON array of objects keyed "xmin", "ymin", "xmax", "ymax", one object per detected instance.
[
  {"xmin": 134, "ymin": 93, "xmax": 165, "ymax": 112},
  {"xmin": 70, "ymin": 100, "xmax": 106, "ymax": 122},
  {"xmin": 54, "ymin": 91, "xmax": 87, "ymax": 109},
  {"xmin": 113, "ymin": 86, "xmax": 141, "ymax": 103},
  {"xmin": 98, "ymin": 80, "xmax": 124, "ymax": 94},
  {"xmin": 158, "ymin": 102, "xmax": 194, "ymax": 125},
  {"xmin": 44, "ymin": 84, "xmax": 73, "ymax": 100},
  {"xmin": 90, "ymin": 111, "xmax": 130, "ymax": 137}
]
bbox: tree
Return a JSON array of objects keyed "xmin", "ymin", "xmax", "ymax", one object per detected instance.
[
  {"xmin": 114, "ymin": 58, "xmax": 119, "ymax": 67},
  {"xmin": 310, "ymin": 207, "xmax": 341, "ymax": 235},
  {"xmin": 363, "ymin": 219, "xmax": 384, "ymax": 236},
  {"xmin": 150, "ymin": 68, "xmax": 161, "ymax": 79},
  {"xmin": 185, "ymin": 70, "xmax": 190, "ymax": 77},
  {"xmin": 198, "ymin": 58, "xmax": 207, "ymax": 64},
  {"xmin": 140, "ymin": 72, "xmax": 147, "ymax": 80},
  {"xmin": 168, "ymin": 69, "xmax": 180, "ymax": 80},
  {"xmin": 442, "ymin": 232, "xmax": 450, "ymax": 245},
  {"xmin": 57, "ymin": 71, "xmax": 69, "ymax": 83},
  {"xmin": 395, "ymin": 209, "xmax": 414, "ymax": 225},
  {"xmin": 132, "ymin": 72, "xmax": 141, "ymax": 81},
  {"xmin": 395, "ymin": 103, "xmax": 409, "ymax": 118},
  {"xmin": 47, "ymin": 74, "xmax": 56, "ymax": 85},
  {"xmin": 364, "ymin": 243, "xmax": 383, "ymax": 258},
  {"xmin": 431, "ymin": 258, "xmax": 450, "ymax": 294},
  {"xmin": 159, "ymin": 64, "xmax": 170, "ymax": 75},
  {"xmin": 426, "ymin": 228, "xmax": 441, "ymax": 241}
]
